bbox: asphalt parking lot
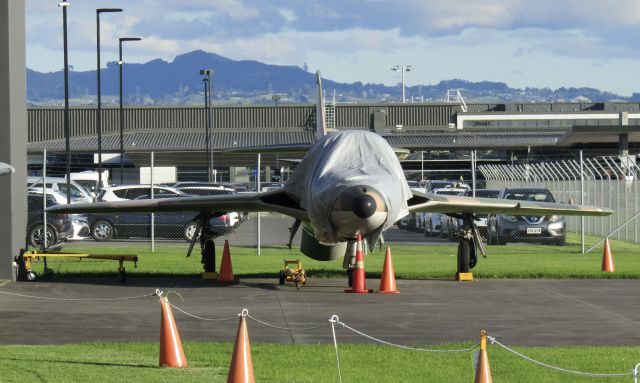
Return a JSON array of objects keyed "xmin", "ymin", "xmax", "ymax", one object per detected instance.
[{"xmin": 1, "ymin": 277, "xmax": 639, "ymax": 346}]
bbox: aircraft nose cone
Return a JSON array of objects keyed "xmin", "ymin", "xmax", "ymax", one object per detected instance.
[{"xmin": 352, "ymin": 194, "xmax": 377, "ymax": 218}]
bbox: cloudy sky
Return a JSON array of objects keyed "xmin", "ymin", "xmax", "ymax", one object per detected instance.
[{"xmin": 26, "ymin": 0, "xmax": 640, "ymax": 95}]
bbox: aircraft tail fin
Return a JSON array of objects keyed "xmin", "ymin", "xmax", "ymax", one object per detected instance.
[{"xmin": 315, "ymin": 71, "xmax": 328, "ymax": 140}]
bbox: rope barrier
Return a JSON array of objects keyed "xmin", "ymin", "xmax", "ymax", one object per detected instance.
[
  {"xmin": 247, "ymin": 314, "xmax": 331, "ymax": 331},
  {"xmin": 333, "ymin": 317, "xmax": 479, "ymax": 353},
  {"xmin": 0, "ymin": 289, "xmax": 156, "ymax": 302},
  {"xmin": 4, "ymin": 288, "xmax": 639, "ymax": 381},
  {"xmin": 166, "ymin": 301, "xmax": 238, "ymax": 322},
  {"xmin": 488, "ymin": 336, "xmax": 636, "ymax": 378}
]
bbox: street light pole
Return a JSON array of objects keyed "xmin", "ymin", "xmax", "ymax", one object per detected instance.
[
  {"xmin": 391, "ymin": 64, "xmax": 413, "ymax": 103},
  {"xmin": 118, "ymin": 37, "xmax": 141, "ymax": 185},
  {"xmin": 200, "ymin": 69, "xmax": 213, "ymax": 182},
  {"xmin": 59, "ymin": 1, "xmax": 71, "ymax": 204},
  {"xmin": 96, "ymin": 8, "xmax": 122, "ymax": 189}
]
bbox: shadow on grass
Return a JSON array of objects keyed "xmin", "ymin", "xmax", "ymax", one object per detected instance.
[{"xmin": 0, "ymin": 356, "xmax": 155, "ymax": 369}]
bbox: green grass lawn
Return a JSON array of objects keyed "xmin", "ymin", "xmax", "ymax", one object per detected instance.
[
  {"xmin": 29, "ymin": 233, "xmax": 640, "ymax": 280},
  {"xmin": 0, "ymin": 341, "xmax": 639, "ymax": 382}
]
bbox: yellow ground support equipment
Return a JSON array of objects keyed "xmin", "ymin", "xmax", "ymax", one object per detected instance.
[
  {"xmin": 17, "ymin": 250, "xmax": 138, "ymax": 283},
  {"xmin": 456, "ymin": 272, "xmax": 474, "ymax": 282},
  {"xmin": 278, "ymin": 259, "xmax": 306, "ymax": 289}
]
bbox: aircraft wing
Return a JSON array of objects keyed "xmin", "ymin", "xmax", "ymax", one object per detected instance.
[
  {"xmin": 47, "ymin": 189, "xmax": 308, "ymax": 221},
  {"xmin": 408, "ymin": 190, "xmax": 612, "ymax": 216}
]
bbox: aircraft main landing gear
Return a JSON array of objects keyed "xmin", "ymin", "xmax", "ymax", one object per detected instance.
[
  {"xmin": 187, "ymin": 212, "xmax": 220, "ymax": 279},
  {"xmin": 456, "ymin": 214, "xmax": 485, "ymax": 280}
]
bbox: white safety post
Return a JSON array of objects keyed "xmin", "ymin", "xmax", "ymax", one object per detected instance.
[
  {"xmin": 257, "ymin": 153, "xmax": 261, "ymax": 255},
  {"xmin": 580, "ymin": 150, "xmax": 585, "ymax": 254},
  {"xmin": 42, "ymin": 149, "xmax": 47, "ymax": 250},
  {"xmin": 150, "ymin": 151, "xmax": 155, "ymax": 252}
]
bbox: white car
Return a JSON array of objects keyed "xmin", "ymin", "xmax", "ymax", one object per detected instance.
[
  {"xmin": 28, "ymin": 177, "xmax": 93, "ymax": 203},
  {"xmin": 423, "ymin": 187, "xmax": 467, "ymax": 236},
  {"xmin": 98, "ymin": 185, "xmax": 185, "ymax": 202}
]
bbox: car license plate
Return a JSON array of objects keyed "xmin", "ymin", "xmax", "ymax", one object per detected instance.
[{"xmin": 526, "ymin": 228, "xmax": 542, "ymax": 234}]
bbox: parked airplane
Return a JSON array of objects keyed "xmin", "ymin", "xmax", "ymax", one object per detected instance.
[
  {"xmin": 0, "ymin": 162, "xmax": 15, "ymax": 176},
  {"xmin": 48, "ymin": 73, "xmax": 612, "ymax": 277}
]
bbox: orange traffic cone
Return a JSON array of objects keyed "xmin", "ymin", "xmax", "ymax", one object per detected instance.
[
  {"xmin": 345, "ymin": 234, "xmax": 373, "ymax": 294},
  {"xmin": 378, "ymin": 246, "xmax": 399, "ymax": 294},
  {"xmin": 474, "ymin": 330, "xmax": 492, "ymax": 383},
  {"xmin": 601, "ymin": 238, "xmax": 615, "ymax": 273},
  {"xmin": 227, "ymin": 310, "xmax": 255, "ymax": 383},
  {"xmin": 218, "ymin": 240, "xmax": 235, "ymax": 283},
  {"xmin": 159, "ymin": 295, "xmax": 188, "ymax": 368}
]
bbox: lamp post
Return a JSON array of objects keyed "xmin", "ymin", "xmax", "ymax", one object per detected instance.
[
  {"xmin": 200, "ymin": 69, "xmax": 213, "ymax": 182},
  {"xmin": 391, "ymin": 64, "xmax": 413, "ymax": 103},
  {"xmin": 96, "ymin": 8, "xmax": 122, "ymax": 189},
  {"xmin": 118, "ymin": 37, "xmax": 141, "ymax": 185},
  {"xmin": 59, "ymin": 1, "xmax": 71, "ymax": 204}
]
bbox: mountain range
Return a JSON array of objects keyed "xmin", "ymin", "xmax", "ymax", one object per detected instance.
[{"xmin": 26, "ymin": 50, "xmax": 640, "ymax": 105}]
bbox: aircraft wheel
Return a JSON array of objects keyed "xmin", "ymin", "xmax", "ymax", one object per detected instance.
[
  {"xmin": 347, "ymin": 268, "xmax": 354, "ymax": 287},
  {"xmin": 469, "ymin": 240, "xmax": 478, "ymax": 269},
  {"xmin": 457, "ymin": 239, "xmax": 471, "ymax": 274},
  {"xmin": 202, "ymin": 239, "xmax": 216, "ymax": 272}
]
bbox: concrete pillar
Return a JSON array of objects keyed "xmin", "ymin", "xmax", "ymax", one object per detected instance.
[
  {"xmin": 0, "ymin": 1, "xmax": 27, "ymax": 281},
  {"xmin": 619, "ymin": 112, "xmax": 629, "ymax": 156}
]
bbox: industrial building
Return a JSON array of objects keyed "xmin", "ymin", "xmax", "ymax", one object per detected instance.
[{"xmin": 26, "ymin": 101, "xmax": 640, "ymax": 184}]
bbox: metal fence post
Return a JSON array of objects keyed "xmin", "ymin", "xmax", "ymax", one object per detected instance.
[
  {"xmin": 150, "ymin": 151, "xmax": 155, "ymax": 253},
  {"xmin": 42, "ymin": 149, "xmax": 47, "ymax": 250},
  {"xmin": 580, "ymin": 151, "xmax": 585, "ymax": 253},
  {"xmin": 471, "ymin": 150, "xmax": 476, "ymax": 196},
  {"xmin": 257, "ymin": 153, "xmax": 261, "ymax": 255}
]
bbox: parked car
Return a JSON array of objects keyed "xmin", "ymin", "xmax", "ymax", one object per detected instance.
[
  {"xmin": 88, "ymin": 194, "xmax": 238, "ymax": 242},
  {"xmin": 423, "ymin": 187, "xmax": 467, "ymax": 236},
  {"xmin": 26, "ymin": 192, "xmax": 77, "ymax": 248},
  {"xmin": 28, "ymin": 188, "xmax": 91, "ymax": 240},
  {"xmin": 27, "ymin": 176, "xmax": 93, "ymax": 203},
  {"xmin": 442, "ymin": 189, "xmax": 502, "ymax": 240},
  {"xmin": 397, "ymin": 181, "xmax": 429, "ymax": 231},
  {"xmin": 177, "ymin": 185, "xmax": 236, "ymax": 196},
  {"xmin": 260, "ymin": 182, "xmax": 283, "ymax": 192},
  {"xmin": 175, "ymin": 186, "xmax": 247, "ymax": 223},
  {"xmin": 97, "ymin": 185, "xmax": 184, "ymax": 202},
  {"xmin": 487, "ymin": 187, "xmax": 566, "ymax": 246},
  {"xmin": 423, "ymin": 180, "xmax": 470, "ymax": 192}
]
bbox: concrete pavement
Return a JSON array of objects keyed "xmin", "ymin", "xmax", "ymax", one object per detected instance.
[{"xmin": 1, "ymin": 277, "xmax": 639, "ymax": 346}]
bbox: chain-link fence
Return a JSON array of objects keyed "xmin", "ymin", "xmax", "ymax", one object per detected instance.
[
  {"xmin": 479, "ymin": 155, "xmax": 639, "ymax": 249},
  {"xmin": 27, "ymin": 149, "xmax": 639, "ymax": 253}
]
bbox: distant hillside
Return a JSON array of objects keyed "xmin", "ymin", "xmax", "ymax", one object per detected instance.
[{"xmin": 26, "ymin": 50, "xmax": 633, "ymax": 105}]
